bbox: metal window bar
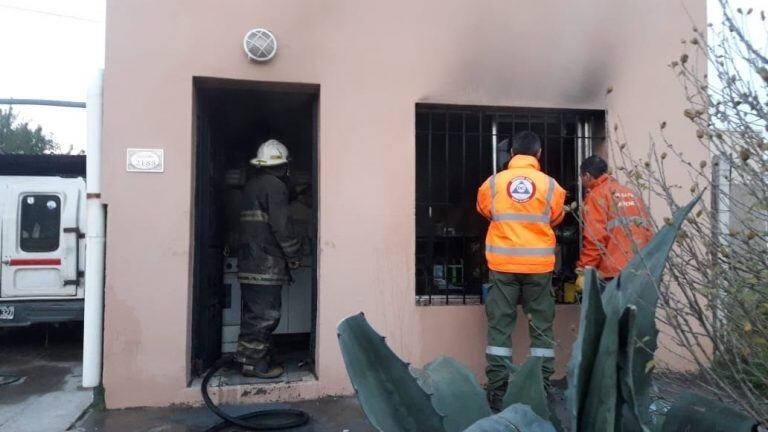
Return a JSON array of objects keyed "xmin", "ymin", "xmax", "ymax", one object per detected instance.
[{"xmin": 415, "ymin": 105, "xmax": 604, "ymax": 305}]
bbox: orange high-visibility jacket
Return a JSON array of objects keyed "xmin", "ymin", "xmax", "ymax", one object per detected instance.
[
  {"xmin": 576, "ymin": 174, "xmax": 654, "ymax": 278},
  {"xmin": 477, "ymin": 155, "xmax": 566, "ymax": 274}
]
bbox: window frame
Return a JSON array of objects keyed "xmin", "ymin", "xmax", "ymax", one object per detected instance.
[
  {"xmin": 18, "ymin": 193, "xmax": 62, "ymax": 253},
  {"xmin": 415, "ymin": 103, "xmax": 605, "ymax": 306}
]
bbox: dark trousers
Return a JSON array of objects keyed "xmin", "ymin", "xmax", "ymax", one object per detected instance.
[
  {"xmin": 236, "ymin": 284, "xmax": 282, "ymax": 365},
  {"xmin": 485, "ymin": 271, "xmax": 556, "ymax": 405}
]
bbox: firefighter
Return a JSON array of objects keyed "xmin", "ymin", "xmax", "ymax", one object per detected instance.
[
  {"xmin": 476, "ymin": 131, "xmax": 566, "ymax": 410},
  {"xmin": 237, "ymin": 139, "xmax": 302, "ymax": 378},
  {"xmin": 575, "ymin": 155, "xmax": 653, "ymax": 289}
]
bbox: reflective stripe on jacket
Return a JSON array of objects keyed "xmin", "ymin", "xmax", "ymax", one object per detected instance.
[
  {"xmin": 477, "ymin": 155, "xmax": 566, "ymax": 274},
  {"xmin": 238, "ymin": 172, "xmax": 301, "ymax": 285},
  {"xmin": 576, "ymin": 174, "xmax": 653, "ymax": 278}
]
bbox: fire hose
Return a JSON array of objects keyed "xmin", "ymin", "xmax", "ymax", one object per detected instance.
[
  {"xmin": 0, "ymin": 374, "xmax": 22, "ymax": 387},
  {"xmin": 201, "ymin": 356, "xmax": 310, "ymax": 431}
]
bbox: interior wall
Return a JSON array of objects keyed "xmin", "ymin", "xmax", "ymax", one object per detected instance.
[{"xmin": 102, "ymin": 0, "xmax": 706, "ymax": 408}]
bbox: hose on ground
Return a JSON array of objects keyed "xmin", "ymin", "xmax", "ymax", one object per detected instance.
[
  {"xmin": 0, "ymin": 374, "xmax": 22, "ymax": 387},
  {"xmin": 201, "ymin": 357, "xmax": 310, "ymax": 431}
]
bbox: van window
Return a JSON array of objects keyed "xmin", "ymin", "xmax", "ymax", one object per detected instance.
[{"xmin": 19, "ymin": 195, "xmax": 61, "ymax": 252}]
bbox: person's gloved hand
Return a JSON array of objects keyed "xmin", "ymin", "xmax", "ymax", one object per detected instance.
[
  {"xmin": 288, "ymin": 259, "xmax": 301, "ymax": 270},
  {"xmin": 574, "ymin": 267, "xmax": 585, "ymax": 293}
]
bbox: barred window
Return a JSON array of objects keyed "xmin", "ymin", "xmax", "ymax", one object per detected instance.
[{"xmin": 415, "ymin": 104, "xmax": 604, "ymax": 306}]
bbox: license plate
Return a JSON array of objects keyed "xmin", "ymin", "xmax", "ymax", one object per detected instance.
[{"xmin": 0, "ymin": 306, "xmax": 14, "ymax": 320}]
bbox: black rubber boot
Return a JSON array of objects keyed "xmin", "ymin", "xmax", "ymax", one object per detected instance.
[{"xmin": 241, "ymin": 360, "xmax": 284, "ymax": 379}]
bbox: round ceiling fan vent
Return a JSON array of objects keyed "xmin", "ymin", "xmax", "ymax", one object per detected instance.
[{"xmin": 243, "ymin": 28, "xmax": 277, "ymax": 62}]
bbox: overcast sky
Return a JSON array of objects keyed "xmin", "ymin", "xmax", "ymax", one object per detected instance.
[
  {"xmin": 0, "ymin": 0, "xmax": 763, "ymax": 155},
  {"xmin": 0, "ymin": 0, "xmax": 104, "ymax": 154}
]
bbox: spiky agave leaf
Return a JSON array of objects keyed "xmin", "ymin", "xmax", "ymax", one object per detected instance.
[
  {"xmin": 501, "ymin": 356, "xmax": 562, "ymax": 430},
  {"xmin": 571, "ymin": 196, "xmax": 701, "ymax": 431},
  {"xmin": 337, "ymin": 313, "xmax": 444, "ymax": 432},
  {"xmin": 463, "ymin": 403, "xmax": 557, "ymax": 432},
  {"xmin": 607, "ymin": 195, "xmax": 702, "ymax": 429},
  {"xmin": 411, "ymin": 356, "xmax": 492, "ymax": 432},
  {"xmin": 579, "ymin": 297, "xmax": 621, "ymax": 432},
  {"xmin": 566, "ymin": 267, "xmax": 606, "ymax": 432},
  {"xmin": 618, "ymin": 305, "xmax": 645, "ymax": 432}
]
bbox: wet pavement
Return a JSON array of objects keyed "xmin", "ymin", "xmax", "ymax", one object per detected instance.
[
  {"xmin": 0, "ymin": 324, "xmax": 705, "ymax": 432},
  {"xmin": 0, "ymin": 323, "xmax": 371, "ymax": 432},
  {"xmin": 72, "ymin": 396, "xmax": 374, "ymax": 432},
  {"xmin": 0, "ymin": 323, "xmax": 93, "ymax": 432},
  {"xmin": 0, "ymin": 323, "xmax": 707, "ymax": 432}
]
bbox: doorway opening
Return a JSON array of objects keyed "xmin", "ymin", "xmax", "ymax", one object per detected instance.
[{"xmin": 192, "ymin": 78, "xmax": 318, "ymax": 385}]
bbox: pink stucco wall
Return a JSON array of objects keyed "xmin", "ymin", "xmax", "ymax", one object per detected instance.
[{"xmin": 102, "ymin": 0, "xmax": 705, "ymax": 408}]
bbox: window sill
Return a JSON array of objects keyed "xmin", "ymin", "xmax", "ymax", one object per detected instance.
[{"xmin": 415, "ymin": 295, "xmax": 483, "ymax": 306}]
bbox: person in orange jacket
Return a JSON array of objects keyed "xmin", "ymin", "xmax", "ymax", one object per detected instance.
[
  {"xmin": 477, "ymin": 131, "xmax": 566, "ymax": 410},
  {"xmin": 575, "ymin": 155, "xmax": 653, "ymax": 288}
]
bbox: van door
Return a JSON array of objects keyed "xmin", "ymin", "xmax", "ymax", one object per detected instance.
[{"xmin": 0, "ymin": 178, "xmax": 83, "ymax": 298}]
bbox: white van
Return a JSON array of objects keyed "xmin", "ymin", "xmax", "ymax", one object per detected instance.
[{"xmin": 0, "ymin": 155, "xmax": 86, "ymax": 326}]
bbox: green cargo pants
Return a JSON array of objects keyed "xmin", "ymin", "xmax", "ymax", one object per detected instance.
[{"xmin": 485, "ymin": 270, "xmax": 555, "ymax": 407}]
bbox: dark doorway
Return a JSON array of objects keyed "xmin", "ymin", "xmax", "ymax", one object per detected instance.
[{"xmin": 192, "ymin": 78, "xmax": 318, "ymax": 382}]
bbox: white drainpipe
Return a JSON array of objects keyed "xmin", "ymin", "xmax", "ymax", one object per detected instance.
[{"xmin": 83, "ymin": 69, "xmax": 105, "ymax": 388}]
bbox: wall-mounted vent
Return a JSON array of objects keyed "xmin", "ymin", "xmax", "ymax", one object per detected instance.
[{"xmin": 243, "ymin": 28, "xmax": 277, "ymax": 62}]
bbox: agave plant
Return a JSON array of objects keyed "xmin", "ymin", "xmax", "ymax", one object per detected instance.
[
  {"xmin": 464, "ymin": 404, "xmax": 557, "ymax": 432},
  {"xmin": 569, "ymin": 197, "xmax": 703, "ymax": 432},
  {"xmin": 337, "ymin": 312, "xmax": 561, "ymax": 432},
  {"xmin": 337, "ymin": 196, "xmax": 759, "ymax": 431}
]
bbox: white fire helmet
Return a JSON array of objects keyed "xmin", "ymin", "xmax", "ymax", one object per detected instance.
[{"xmin": 250, "ymin": 139, "xmax": 290, "ymax": 167}]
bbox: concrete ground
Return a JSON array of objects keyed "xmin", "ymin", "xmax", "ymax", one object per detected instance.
[
  {"xmin": 71, "ymin": 382, "xmax": 565, "ymax": 432},
  {"xmin": 0, "ymin": 323, "xmax": 706, "ymax": 432},
  {"xmin": 64, "ymin": 366, "xmax": 707, "ymax": 432},
  {"xmin": 72, "ymin": 396, "xmax": 374, "ymax": 432},
  {"xmin": 0, "ymin": 323, "xmax": 93, "ymax": 432}
]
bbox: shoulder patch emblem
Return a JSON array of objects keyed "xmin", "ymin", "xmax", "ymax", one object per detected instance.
[{"xmin": 507, "ymin": 176, "xmax": 536, "ymax": 203}]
